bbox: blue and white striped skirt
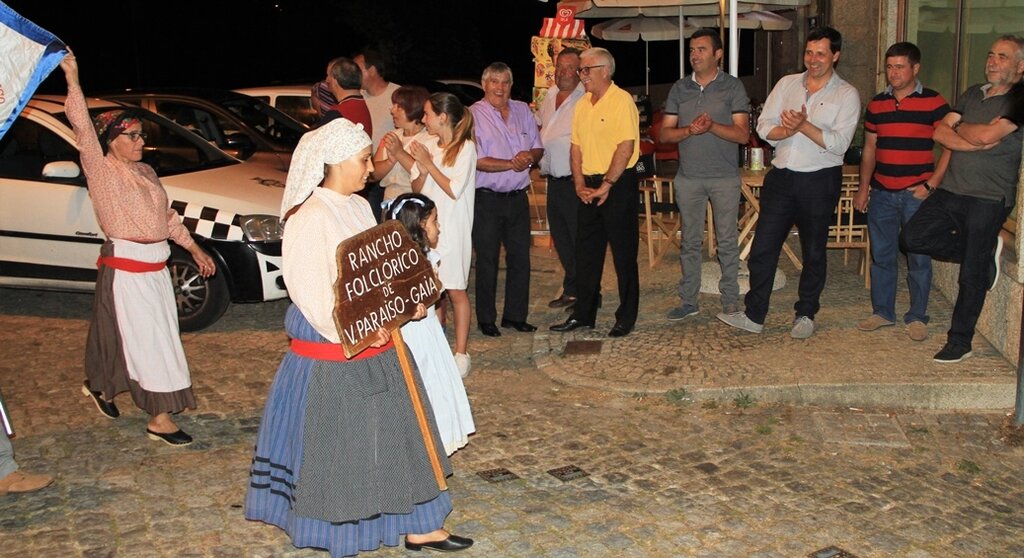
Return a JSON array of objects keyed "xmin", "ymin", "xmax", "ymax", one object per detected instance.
[{"xmin": 245, "ymin": 305, "xmax": 453, "ymax": 557}]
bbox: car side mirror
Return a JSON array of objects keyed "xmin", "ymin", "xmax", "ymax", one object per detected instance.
[
  {"xmin": 42, "ymin": 161, "xmax": 81, "ymax": 179},
  {"xmin": 224, "ymin": 133, "xmax": 256, "ymax": 160}
]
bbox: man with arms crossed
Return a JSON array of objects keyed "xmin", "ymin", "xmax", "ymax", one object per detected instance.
[{"xmin": 900, "ymin": 35, "xmax": 1024, "ymax": 363}]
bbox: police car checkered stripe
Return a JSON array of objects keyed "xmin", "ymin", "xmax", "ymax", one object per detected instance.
[{"xmin": 170, "ymin": 200, "xmax": 244, "ymax": 241}]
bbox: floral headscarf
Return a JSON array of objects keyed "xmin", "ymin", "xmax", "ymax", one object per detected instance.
[{"xmin": 281, "ymin": 118, "xmax": 371, "ymax": 218}]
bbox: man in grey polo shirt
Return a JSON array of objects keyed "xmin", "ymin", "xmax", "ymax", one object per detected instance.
[
  {"xmin": 660, "ymin": 28, "xmax": 751, "ymax": 321},
  {"xmin": 900, "ymin": 34, "xmax": 1024, "ymax": 363}
]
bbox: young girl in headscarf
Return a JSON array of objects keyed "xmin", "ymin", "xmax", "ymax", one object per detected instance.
[
  {"xmin": 245, "ymin": 119, "xmax": 472, "ymax": 557},
  {"xmin": 387, "ymin": 193, "xmax": 475, "ymax": 455}
]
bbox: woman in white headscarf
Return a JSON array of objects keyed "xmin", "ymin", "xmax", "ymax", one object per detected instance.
[{"xmin": 245, "ymin": 119, "xmax": 473, "ymax": 557}]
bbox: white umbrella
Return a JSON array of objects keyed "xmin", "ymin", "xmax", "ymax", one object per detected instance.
[
  {"xmin": 690, "ymin": 10, "xmax": 793, "ymax": 31},
  {"xmin": 559, "ymin": 0, "xmax": 810, "ymax": 77},
  {"xmin": 591, "ymin": 16, "xmax": 699, "ymax": 93}
]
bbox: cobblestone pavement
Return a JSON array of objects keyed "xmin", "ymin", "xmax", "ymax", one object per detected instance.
[{"xmin": 1, "ymin": 245, "xmax": 1022, "ymax": 557}]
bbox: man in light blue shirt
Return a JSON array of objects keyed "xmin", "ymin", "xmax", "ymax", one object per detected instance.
[
  {"xmin": 536, "ymin": 48, "xmax": 586, "ymax": 310},
  {"xmin": 470, "ymin": 62, "xmax": 544, "ymax": 337},
  {"xmin": 718, "ymin": 27, "xmax": 860, "ymax": 340}
]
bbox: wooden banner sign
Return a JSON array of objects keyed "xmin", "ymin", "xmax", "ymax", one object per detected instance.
[{"xmin": 333, "ymin": 220, "xmax": 442, "ymax": 358}]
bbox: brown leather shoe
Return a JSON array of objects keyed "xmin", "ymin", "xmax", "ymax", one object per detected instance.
[{"xmin": 0, "ymin": 470, "xmax": 54, "ymax": 496}]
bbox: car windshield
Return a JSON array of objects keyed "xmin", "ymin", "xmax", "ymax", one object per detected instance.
[
  {"xmin": 219, "ymin": 97, "xmax": 307, "ymax": 148},
  {"xmin": 53, "ymin": 108, "xmax": 238, "ymax": 177}
]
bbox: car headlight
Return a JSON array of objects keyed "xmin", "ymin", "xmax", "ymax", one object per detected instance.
[{"xmin": 239, "ymin": 214, "xmax": 284, "ymax": 242}]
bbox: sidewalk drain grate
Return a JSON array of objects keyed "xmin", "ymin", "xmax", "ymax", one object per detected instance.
[
  {"xmin": 563, "ymin": 340, "xmax": 602, "ymax": 355},
  {"xmin": 548, "ymin": 464, "xmax": 589, "ymax": 482},
  {"xmin": 477, "ymin": 468, "xmax": 519, "ymax": 483},
  {"xmin": 808, "ymin": 547, "xmax": 858, "ymax": 558}
]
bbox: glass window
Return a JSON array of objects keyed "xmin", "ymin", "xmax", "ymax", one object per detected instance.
[
  {"xmin": 154, "ymin": 100, "xmax": 242, "ymax": 149},
  {"xmin": 275, "ymin": 95, "xmax": 318, "ymax": 127},
  {"xmin": 0, "ymin": 117, "xmax": 80, "ymax": 180},
  {"xmin": 907, "ymin": 0, "xmax": 1024, "ymax": 103}
]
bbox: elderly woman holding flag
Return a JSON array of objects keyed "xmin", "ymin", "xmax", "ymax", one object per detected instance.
[
  {"xmin": 244, "ymin": 118, "xmax": 472, "ymax": 557},
  {"xmin": 61, "ymin": 50, "xmax": 216, "ymax": 447}
]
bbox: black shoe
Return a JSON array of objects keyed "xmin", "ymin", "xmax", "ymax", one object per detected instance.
[
  {"xmin": 478, "ymin": 323, "xmax": 501, "ymax": 337},
  {"xmin": 145, "ymin": 428, "xmax": 193, "ymax": 446},
  {"xmin": 608, "ymin": 323, "xmax": 632, "ymax": 337},
  {"xmin": 548, "ymin": 294, "xmax": 576, "ymax": 308},
  {"xmin": 500, "ymin": 319, "xmax": 537, "ymax": 332},
  {"xmin": 81, "ymin": 381, "xmax": 119, "ymax": 419},
  {"xmin": 405, "ymin": 534, "xmax": 474, "ymax": 552},
  {"xmin": 549, "ymin": 318, "xmax": 595, "ymax": 332},
  {"xmin": 933, "ymin": 343, "xmax": 972, "ymax": 363}
]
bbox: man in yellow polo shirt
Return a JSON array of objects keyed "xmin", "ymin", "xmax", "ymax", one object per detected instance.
[{"xmin": 550, "ymin": 47, "xmax": 641, "ymax": 338}]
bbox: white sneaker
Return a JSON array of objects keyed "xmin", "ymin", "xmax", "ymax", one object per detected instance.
[
  {"xmin": 790, "ymin": 316, "xmax": 815, "ymax": 339},
  {"xmin": 716, "ymin": 311, "xmax": 764, "ymax": 333},
  {"xmin": 989, "ymin": 234, "xmax": 1004, "ymax": 291},
  {"xmin": 454, "ymin": 352, "xmax": 471, "ymax": 378}
]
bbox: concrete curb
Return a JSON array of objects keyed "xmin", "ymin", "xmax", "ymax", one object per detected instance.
[{"xmin": 534, "ymin": 336, "xmax": 1017, "ymax": 410}]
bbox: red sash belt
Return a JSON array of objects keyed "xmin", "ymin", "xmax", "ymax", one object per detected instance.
[
  {"xmin": 289, "ymin": 338, "xmax": 393, "ymax": 361},
  {"xmin": 96, "ymin": 256, "xmax": 167, "ymax": 273}
]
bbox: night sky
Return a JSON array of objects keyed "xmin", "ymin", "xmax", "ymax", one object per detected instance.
[{"xmin": 7, "ymin": 0, "xmax": 681, "ymax": 99}]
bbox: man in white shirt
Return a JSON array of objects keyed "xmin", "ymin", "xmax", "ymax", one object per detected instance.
[
  {"xmin": 718, "ymin": 27, "xmax": 860, "ymax": 339},
  {"xmin": 536, "ymin": 47, "xmax": 586, "ymax": 310},
  {"xmin": 355, "ymin": 48, "xmax": 401, "ymax": 221}
]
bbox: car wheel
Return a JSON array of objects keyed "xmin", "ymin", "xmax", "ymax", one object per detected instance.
[{"xmin": 168, "ymin": 246, "xmax": 230, "ymax": 331}]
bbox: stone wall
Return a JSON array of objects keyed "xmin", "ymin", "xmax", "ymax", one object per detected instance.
[{"xmin": 831, "ymin": 0, "xmax": 1024, "ymax": 365}]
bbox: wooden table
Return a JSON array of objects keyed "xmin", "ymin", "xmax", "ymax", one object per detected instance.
[{"xmin": 738, "ymin": 167, "xmax": 803, "ymax": 270}]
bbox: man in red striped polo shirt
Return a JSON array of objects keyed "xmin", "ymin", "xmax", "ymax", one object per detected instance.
[{"xmin": 853, "ymin": 42, "xmax": 950, "ymax": 342}]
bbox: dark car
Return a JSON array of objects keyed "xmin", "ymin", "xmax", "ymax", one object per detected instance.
[{"xmin": 102, "ymin": 88, "xmax": 308, "ymax": 171}]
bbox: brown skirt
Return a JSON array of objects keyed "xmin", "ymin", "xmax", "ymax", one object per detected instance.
[{"xmin": 84, "ymin": 241, "xmax": 196, "ymax": 416}]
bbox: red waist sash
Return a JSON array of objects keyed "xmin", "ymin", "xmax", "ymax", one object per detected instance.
[
  {"xmin": 96, "ymin": 256, "xmax": 167, "ymax": 273},
  {"xmin": 289, "ymin": 338, "xmax": 394, "ymax": 361}
]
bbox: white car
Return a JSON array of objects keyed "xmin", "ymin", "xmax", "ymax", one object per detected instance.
[
  {"xmin": 234, "ymin": 85, "xmax": 318, "ymax": 127},
  {"xmin": 235, "ymin": 79, "xmax": 485, "ymax": 127},
  {"xmin": 0, "ymin": 95, "xmax": 289, "ymax": 330}
]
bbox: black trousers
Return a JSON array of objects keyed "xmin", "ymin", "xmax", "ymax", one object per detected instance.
[
  {"xmin": 547, "ymin": 176, "xmax": 579, "ymax": 297},
  {"xmin": 900, "ymin": 188, "xmax": 1010, "ymax": 348},
  {"xmin": 472, "ymin": 189, "xmax": 532, "ymax": 324},
  {"xmin": 571, "ymin": 169, "xmax": 639, "ymax": 328},
  {"xmin": 744, "ymin": 166, "xmax": 842, "ymax": 324}
]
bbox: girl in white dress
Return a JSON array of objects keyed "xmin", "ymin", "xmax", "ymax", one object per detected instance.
[
  {"xmin": 388, "ymin": 193, "xmax": 475, "ymax": 455},
  {"xmin": 408, "ymin": 93, "xmax": 477, "ymax": 377}
]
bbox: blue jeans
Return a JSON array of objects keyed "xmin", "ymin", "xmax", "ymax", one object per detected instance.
[{"xmin": 867, "ymin": 188, "xmax": 931, "ymax": 324}]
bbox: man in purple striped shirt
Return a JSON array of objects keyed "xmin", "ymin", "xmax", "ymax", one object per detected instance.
[{"xmin": 469, "ymin": 62, "xmax": 544, "ymax": 337}]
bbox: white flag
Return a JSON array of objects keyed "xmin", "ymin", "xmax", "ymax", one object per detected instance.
[{"xmin": 0, "ymin": 1, "xmax": 65, "ymax": 140}]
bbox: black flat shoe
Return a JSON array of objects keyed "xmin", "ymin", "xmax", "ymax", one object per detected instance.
[
  {"xmin": 608, "ymin": 323, "xmax": 632, "ymax": 338},
  {"xmin": 405, "ymin": 534, "xmax": 474, "ymax": 552},
  {"xmin": 145, "ymin": 428, "xmax": 193, "ymax": 446},
  {"xmin": 547, "ymin": 294, "xmax": 576, "ymax": 308},
  {"xmin": 478, "ymin": 323, "xmax": 501, "ymax": 337},
  {"xmin": 81, "ymin": 381, "xmax": 119, "ymax": 419},
  {"xmin": 549, "ymin": 318, "xmax": 595, "ymax": 332},
  {"xmin": 500, "ymin": 319, "xmax": 537, "ymax": 332}
]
